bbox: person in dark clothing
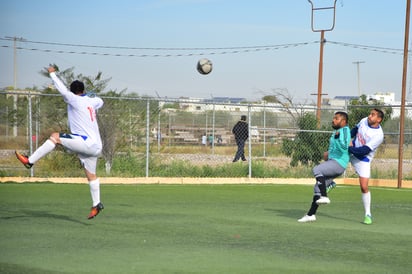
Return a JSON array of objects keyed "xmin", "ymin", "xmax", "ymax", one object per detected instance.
[{"xmin": 232, "ymin": 115, "xmax": 248, "ymax": 162}]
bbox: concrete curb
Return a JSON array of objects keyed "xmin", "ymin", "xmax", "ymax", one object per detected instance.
[{"xmin": 1, "ymin": 177, "xmax": 411, "ymax": 188}]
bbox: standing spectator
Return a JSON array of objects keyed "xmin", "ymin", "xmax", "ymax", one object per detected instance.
[
  {"xmin": 298, "ymin": 112, "xmax": 351, "ymax": 223},
  {"xmin": 349, "ymin": 108, "xmax": 384, "ymax": 225},
  {"xmin": 232, "ymin": 115, "xmax": 248, "ymax": 162},
  {"xmin": 15, "ymin": 66, "xmax": 104, "ymax": 220},
  {"xmin": 208, "ymin": 134, "xmax": 214, "ymax": 147},
  {"xmin": 201, "ymin": 134, "xmax": 207, "ymax": 146}
]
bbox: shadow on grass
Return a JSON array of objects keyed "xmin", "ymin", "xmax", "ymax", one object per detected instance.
[
  {"xmin": 265, "ymin": 207, "xmax": 355, "ymax": 223},
  {"xmin": 265, "ymin": 208, "xmax": 305, "ymax": 220},
  {"xmin": 0, "ymin": 209, "xmax": 91, "ymax": 226}
]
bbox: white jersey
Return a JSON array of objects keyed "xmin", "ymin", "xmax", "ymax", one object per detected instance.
[
  {"xmin": 353, "ymin": 117, "xmax": 384, "ymax": 162},
  {"xmin": 50, "ymin": 72, "xmax": 103, "ymax": 149}
]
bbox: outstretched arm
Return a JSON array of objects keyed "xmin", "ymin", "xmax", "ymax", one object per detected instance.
[{"xmin": 48, "ymin": 66, "xmax": 72, "ymax": 98}]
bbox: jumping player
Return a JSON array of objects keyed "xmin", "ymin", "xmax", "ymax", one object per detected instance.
[
  {"xmin": 349, "ymin": 108, "xmax": 384, "ymax": 225},
  {"xmin": 15, "ymin": 66, "xmax": 104, "ymax": 219},
  {"xmin": 298, "ymin": 112, "xmax": 351, "ymax": 223}
]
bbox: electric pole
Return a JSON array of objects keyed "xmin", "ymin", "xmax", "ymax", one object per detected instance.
[
  {"xmin": 5, "ymin": 36, "xmax": 26, "ymax": 137},
  {"xmin": 353, "ymin": 61, "xmax": 365, "ymax": 96},
  {"xmin": 307, "ymin": 0, "xmax": 338, "ymax": 128}
]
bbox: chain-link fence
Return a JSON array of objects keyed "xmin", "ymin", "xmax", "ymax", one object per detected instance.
[{"xmin": 1, "ymin": 91, "xmax": 411, "ymax": 183}]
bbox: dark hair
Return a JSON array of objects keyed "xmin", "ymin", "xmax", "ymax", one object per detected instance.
[
  {"xmin": 70, "ymin": 80, "xmax": 85, "ymax": 94},
  {"xmin": 241, "ymin": 115, "xmax": 247, "ymax": 121},
  {"xmin": 335, "ymin": 111, "xmax": 348, "ymax": 123},
  {"xmin": 373, "ymin": 108, "xmax": 384, "ymax": 120}
]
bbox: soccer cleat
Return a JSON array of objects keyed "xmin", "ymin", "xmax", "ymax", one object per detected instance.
[
  {"xmin": 316, "ymin": 196, "xmax": 331, "ymax": 205},
  {"xmin": 88, "ymin": 202, "xmax": 104, "ymax": 219},
  {"xmin": 15, "ymin": 151, "xmax": 33, "ymax": 169},
  {"xmin": 298, "ymin": 214, "xmax": 316, "ymax": 223},
  {"xmin": 363, "ymin": 215, "xmax": 372, "ymax": 225},
  {"xmin": 327, "ymin": 181, "xmax": 337, "ymax": 193}
]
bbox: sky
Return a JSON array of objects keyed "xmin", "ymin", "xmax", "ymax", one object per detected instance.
[{"xmin": 0, "ymin": 0, "xmax": 410, "ymax": 102}]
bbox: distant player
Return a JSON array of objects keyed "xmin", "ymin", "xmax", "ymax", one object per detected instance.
[
  {"xmin": 15, "ymin": 66, "xmax": 104, "ymax": 219},
  {"xmin": 298, "ymin": 112, "xmax": 351, "ymax": 223},
  {"xmin": 349, "ymin": 108, "xmax": 384, "ymax": 225}
]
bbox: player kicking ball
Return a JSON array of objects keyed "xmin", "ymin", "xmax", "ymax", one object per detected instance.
[
  {"xmin": 298, "ymin": 112, "xmax": 351, "ymax": 223},
  {"xmin": 15, "ymin": 66, "xmax": 104, "ymax": 219}
]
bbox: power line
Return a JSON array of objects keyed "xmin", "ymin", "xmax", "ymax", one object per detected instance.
[
  {"xmin": 0, "ymin": 37, "xmax": 315, "ymax": 51},
  {"xmin": 0, "ymin": 37, "xmax": 407, "ymax": 58},
  {"xmin": 0, "ymin": 42, "xmax": 316, "ymax": 58},
  {"xmin": 327, "ymin": 40, "xmax": 404, "ymax": 55}
]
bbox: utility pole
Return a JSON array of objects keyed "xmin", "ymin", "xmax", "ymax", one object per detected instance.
[
  {"xmin": 316, "ymin": 31, "xmax": 326, "ymax": 127},
  {"xmin": 5, "ymin": 36, "xmax": 26, "ymax": 137},
  {"xmin": 398, "ymin": 0, "xmax": 411, "ymax": 188},
  {"xmin": 307, "ymin": 0, "xmax": 338, "ymax": 128},
  {"xmin": 353, "ymin": 61, "xmax": 365, "ymax": 96}
]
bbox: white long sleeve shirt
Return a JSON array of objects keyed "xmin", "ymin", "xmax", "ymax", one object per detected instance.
[{"xmin": 50, "ymin": 72, "xmax": 103, "ymax": 149}]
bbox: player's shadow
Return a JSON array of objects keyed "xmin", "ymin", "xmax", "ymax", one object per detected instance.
[
  {"xmin": 265, "ymin": 208, "xmax": 306, "ymax": 220},
  {"xmin": 265, "ymin": 208, "xmax": 354, "ymax": 222},
  {"xmin": 0, "ymin": 209, "xmax": 91, "ymax": 226}
]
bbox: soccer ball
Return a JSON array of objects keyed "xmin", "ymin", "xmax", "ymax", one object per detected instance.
[{"xmin": 197, "ymin": 58, "xmax": 213, "ymax": 75}]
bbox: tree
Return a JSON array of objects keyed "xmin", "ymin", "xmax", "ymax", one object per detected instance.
[
  {"xmin": 261, "ymin": 88, "xmax": 313, "ymax": 125},
  {"xmin": 262, "ymin": 88, "xmax": 328, "ymax": 166},
  {"xmin": 40, "ymin": 64, "xmax": 111, "ymax": 94},
  {"xmin": 347, "ymin": 95, "xmax": 392, "ymax": 127},
  {"xmin": 41, "ymin": 65, "xmax": 121, "ymax": 174},
  {"xmin": 281, "ymin": 113, "xmax": 329, "ymax": 167}
]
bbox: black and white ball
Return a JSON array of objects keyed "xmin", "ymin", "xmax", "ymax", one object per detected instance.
[{"xmin": 197, "ymin": 58, "xmax": 213, "ymax": 75}]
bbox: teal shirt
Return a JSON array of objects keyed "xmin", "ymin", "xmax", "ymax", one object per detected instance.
[{"xmin": 328, "ymin": 126, "xmax": 351, "ymax": 169}]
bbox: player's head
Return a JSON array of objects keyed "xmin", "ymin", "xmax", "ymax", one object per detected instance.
[
  {"xmin": 373, "ymin": 108, "xmax": 384, "ymax": 121},
  {"xmin": 368, "ymin": 108, "xmax": 384, "ymax": 127},
  {"xmin": 241, "ymin": 115, "xmax": 247, "ymax": 121},
  {"xmin": 332, "ymin": 111, "xmax": 348, "ymax": 129},
  {"xmin": 70, "ymin": 80, "xmax": 85, "ymax": 95}
]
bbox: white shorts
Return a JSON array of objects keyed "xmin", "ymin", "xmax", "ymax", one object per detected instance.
[
  {"xmin": 59, "ymin": 134, "xmax": 102, "ymax": 174},
  {"xmin": 350, "ymin": 155, "xmax": 370, "ymax": 178}
]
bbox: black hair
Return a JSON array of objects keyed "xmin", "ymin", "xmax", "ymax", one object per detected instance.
[
  {"xmin": 241, "ymin": 115, "xmax": 247, "ymax": 121},
  {"xmin": 70, "ymin": 80, "xmax": 85, "ymax": 94},
  {"xmin": 373, "ymin": 108, "xmax": 384, "ymax": 120},
  {"xmin": 335, "ymin": 111, "xmax": 348, "ymax": 123}
]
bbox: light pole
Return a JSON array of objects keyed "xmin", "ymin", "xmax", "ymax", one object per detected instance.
[{"xmin": 353, "ymin": 61, "xmax": 365, "ymax": 96}]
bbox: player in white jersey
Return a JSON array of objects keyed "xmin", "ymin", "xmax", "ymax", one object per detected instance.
[
  {"xmin": 16, "ymin": 66, "xmax": 104, "ymax": 219},
  {"xmin": 349, "ymin": 108, "xmax": 384, "ymax": 225}
]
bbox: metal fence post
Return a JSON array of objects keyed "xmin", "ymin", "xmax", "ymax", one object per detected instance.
[
  {"xmin": 248, "ymin": 104, "xmax": 252, "ymax": 178},
  {"xmin": 263, "ymin": 101, "xmax": 267, "ymax": 157},
  {"xmin": 146, "ymin": 99, "xmax": 150, "ymax": 177},
  {"xmin": 28, "ymin": 91, "xmax": 33, "ymax": 177},
  {"xmin": 212, "ymin": 103, "xmax": 216, "ymax": 154}
]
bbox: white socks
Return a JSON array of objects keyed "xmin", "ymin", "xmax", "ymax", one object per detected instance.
[
  {"xmin": 28, "ymin": 139, "xmax": 56, "ymax": 164},
  {"xmin": 362, "ymin": 191, "xmax": 371, "ymax": 216},
  {"xmin": 89, "ymin": 178, "xmax": 101, "ymax": 207}
]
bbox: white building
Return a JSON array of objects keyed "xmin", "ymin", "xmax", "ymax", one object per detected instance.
[{"xmin": 367, "ymin": 92, "xmax": 396, "ymax": 104}]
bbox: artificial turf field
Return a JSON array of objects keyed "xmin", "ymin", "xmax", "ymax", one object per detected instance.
[{"xmin": 0, "ymin": 182, "xmax": 411, "ymax": 274}]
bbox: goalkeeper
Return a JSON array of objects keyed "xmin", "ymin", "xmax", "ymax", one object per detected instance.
[{"xmin": 15, "ymin": 66, "xmax": 105, "ymax": 220}]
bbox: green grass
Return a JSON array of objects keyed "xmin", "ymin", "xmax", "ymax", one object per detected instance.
[{"xmin": 1, "ymin": 183, "xmax": 412, "ymax": 274}]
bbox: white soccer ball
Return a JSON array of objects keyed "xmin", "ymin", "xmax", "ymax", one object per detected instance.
[{"xmin": 197, "ymin": 58, "xmax": 213, "ymax": 75}]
